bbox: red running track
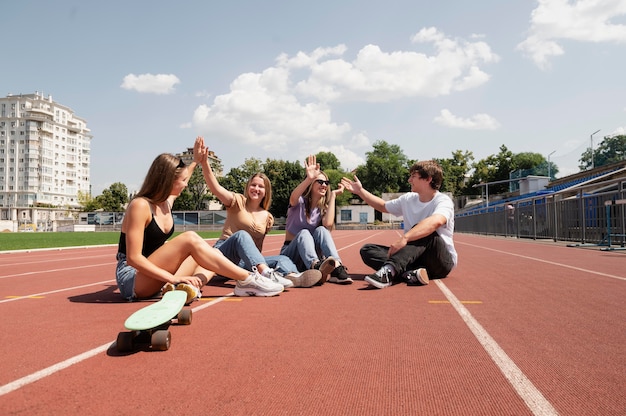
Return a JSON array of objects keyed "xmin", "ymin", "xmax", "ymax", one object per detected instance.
[{"xmin": 0, "ymin": 230, "xmax": 624, "ymax": 415}]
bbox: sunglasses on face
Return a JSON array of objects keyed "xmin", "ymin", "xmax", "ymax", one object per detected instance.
[
  {"xmin": 315, "ymin": 179, "xmax": 330, "ymax": 186},
  {"xmin": 177, "ymin": 158, "xmax": 186, "ymax": 168}
]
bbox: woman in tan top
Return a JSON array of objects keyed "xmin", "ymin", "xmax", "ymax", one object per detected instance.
[{"xmin": 198, "ymin": 137, "xmax": 322, "ymax": 288}]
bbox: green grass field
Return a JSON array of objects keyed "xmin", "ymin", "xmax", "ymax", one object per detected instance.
[
  {"xmin": 0, "ymin": 231, "xmax": 222, "ymax": 251},
  {"xmin": 0, "ymin": 230, "xmax": 286, "ymax": 251}
]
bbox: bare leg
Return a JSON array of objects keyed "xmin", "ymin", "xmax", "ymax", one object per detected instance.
[{"xmin": 134, "ymin": 232, "xmax": 250, "ymax": 298}]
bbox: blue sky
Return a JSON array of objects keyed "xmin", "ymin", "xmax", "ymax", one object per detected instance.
[{"xmin": 3, "ymin": 0, "xmax": 625, "ymax": 195}]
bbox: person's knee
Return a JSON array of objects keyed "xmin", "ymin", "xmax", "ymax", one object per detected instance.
[
  {"xmin": 231, "ymin": 230, "xmax": 252, "ymax": 243},
  {"xmin": 180, "ymin": 231, "xmax": 206, "ymax": 248},
  {"xmin": 295, "ymin": 229, "xmax": 313, "ymax": 243},
  {"xmin": 313, "ymin": 226, "xmax": 330, "ymax": 238},
  {"xmin": 360, "ymin": 244, "xmax": 375, "ymax": 256}
]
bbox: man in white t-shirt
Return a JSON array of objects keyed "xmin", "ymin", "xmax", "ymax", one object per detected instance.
[{"xmin": 341, "ymin": 160, "xmax": 457, "ymax": 289}]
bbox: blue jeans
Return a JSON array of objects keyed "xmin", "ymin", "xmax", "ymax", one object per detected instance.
[
  {"xmin": 280, "ymin": 226, "xmax": 341, "ymax": 271},
  {"xmin": 214, "ymin": 230, "xmax": 299, "ymax": 275},
  {"xmin": 115, "ymin": 253, "xmax": 137, "ymax": 301}
]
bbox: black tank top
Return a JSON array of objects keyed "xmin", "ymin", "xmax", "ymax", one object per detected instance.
[{"xmin": 117, "ymin": 205, "xmax": 175, "ymax": 257}]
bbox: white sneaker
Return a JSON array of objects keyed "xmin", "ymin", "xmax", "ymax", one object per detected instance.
[
  {"xmin": 234, "ymin": 271, "xmax": 284, "ymax": 297},
  {"xmin": 263, "ymin": 268, "xmax": 294, "ymax": 288},
  {"xmin": 285, "ymin": 270, "xmax": 323, "ymax": 288}
]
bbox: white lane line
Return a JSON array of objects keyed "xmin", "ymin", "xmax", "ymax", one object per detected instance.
[
  {"xmin": 0, "ymin": 254, "xmax": 113, "ymax": 268},
  {"xmin": 0, "ymin": 294, "xmax": 233, "ymax": 397},
  {"xmin": 0, "ymin": 280, "xmax": 115, "ymax": 304},
  {"xmin": 436, "ymin": 280, "xmax": 559, "ymax": 416},
  {"xmin": 456, "ymin": 241, "xmax": 625, "ymax": 281},
  {"xmin": 0, "ymin": 263, "xmax": 114, "ymax": 280},
  {"xmin": 0, "ymin": 343, "xmax": 112, "ymax": 397}
]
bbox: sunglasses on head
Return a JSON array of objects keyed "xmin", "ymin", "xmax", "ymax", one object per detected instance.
[
  {"xmin": 315, "ymin": 179, "xmax": 330, "ymax": 186},
  {"xmin": 177, "ymin": 158, "xmax": 186, "ymax": 168}
]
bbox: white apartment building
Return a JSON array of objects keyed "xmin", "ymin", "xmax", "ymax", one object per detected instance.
[{"xmin": 0, "ymin": 92, "xmax": 92, "ymax": 230}]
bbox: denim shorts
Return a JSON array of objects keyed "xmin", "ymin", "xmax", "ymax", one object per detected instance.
[{"xmin": 115, "ymin": 253, "xmax": 136, "ymax": 301}]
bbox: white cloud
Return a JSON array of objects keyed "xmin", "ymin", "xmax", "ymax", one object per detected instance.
[
  {"xmin": 193, "ymin": 28, "xmax": 499, "ymax": 161},
  {"xmin": 433, "ymin": 109, "xmax": 500, "ymax": 130},
  {"xmin": 120, "ymin": 73, "xmax": 180, "ymax": 94},
  {"xmin": 316, "ymin": 144, "xmax": 365, "ymax": 172},
  {"xmin": 294, "ymin": 27, "xmax": 499, "ymax": 102},
  {"xmin": 518, "ymin": 0, "xmax": 626, "ymax": 70}
]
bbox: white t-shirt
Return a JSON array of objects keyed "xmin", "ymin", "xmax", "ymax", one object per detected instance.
[{"xmin": 385, "ymin": 192, "xmax": 457, "ymax": 267}]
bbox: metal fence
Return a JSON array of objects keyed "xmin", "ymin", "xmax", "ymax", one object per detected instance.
[{"xmin": 455, "ymin": 178, "xmax": 626, "ymax": 249}]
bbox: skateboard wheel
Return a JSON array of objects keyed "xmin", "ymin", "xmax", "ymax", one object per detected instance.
[
  {"xmin": 177, "ymin": 309, "xmax": 192, "ymax": 325},
  {"xmin": 117, "ymin": 331, "xmax": 135, "ymax": 352},
  {"xmin": 151, "ymin": 330, "xmax": 171, "ymax": 351}
]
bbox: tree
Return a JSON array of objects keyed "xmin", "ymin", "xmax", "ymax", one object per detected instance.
[
  {"xmin": 579, "ymin": 134, "xmax": 626, "ymax": 170},
  {"xmin": 469, "ymin": 146, "xmax": 550, "ymax": 196},
  {"xmin": 95, "ymin": 182, "xmax": 128, "ymax": 212},
  {"xmin": 352, "ymin": 140, "xmax": 410, "ymax": 220},
  {"xmin": 316, "ymin": 151, "xmax": 341, "ymax": 171},
  {"xmin": 262, "ymin": 159, "xmax": 304, "ymax": 218},
  {"xmin": 436, "ymin": 150, "xmax": 474, "ymax": 195},
  {"xmin": 77, "ymin": 190, "xmax": 101, "ymax": 211},
  {"xmin": 172, "ymin": 166, "xmax": 209, "ymax": 211}
]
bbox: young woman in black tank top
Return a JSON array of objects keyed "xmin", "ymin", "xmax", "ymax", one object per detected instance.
[{"xmin": 115, "ymin": 137, "xmax": 284, "ymax": 301}]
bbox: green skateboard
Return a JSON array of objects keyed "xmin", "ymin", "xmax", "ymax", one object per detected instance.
[{"xmin": 116, "ymin": 290, "xmax": 192, "ymax": 352}]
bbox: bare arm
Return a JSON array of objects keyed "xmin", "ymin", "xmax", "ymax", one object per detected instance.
[
  {"xmin": 340, "ymin": 175, "xmax": 388, "ymax": 213},
  {"xmin": 388, "ymin": 213, "xmax": 447, "ymax": 256},
  {"xmin": 124, "ymin": 198, "xmax": 178, "ymax": 284},
  {"xmin": 322, "ymin": 182, "xmax": 345, "ymax": 229},
  {"xmin": 289, "ymin": 154, "xmax": 319, "ymax": 207},
  {"xmin": 197, "ymin": 137, "xmax": 234, "ymax": 207}
]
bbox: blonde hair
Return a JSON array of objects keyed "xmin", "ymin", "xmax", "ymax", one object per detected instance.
[
  {"xmin": 302, "ymin": 171, "xmax": 331, "ymax": 221},
  {"xmin": 244, "ymin": 173, "xmax": 273, "ymax": 211},
  {"xmin": 135, "ymin": 154, "xmax": 186, "ymax": 203}
]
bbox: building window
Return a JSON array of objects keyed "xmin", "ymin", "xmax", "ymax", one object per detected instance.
[{"xmin": 340, "ymin": 209, "xmax": 352, "ymax": 222}]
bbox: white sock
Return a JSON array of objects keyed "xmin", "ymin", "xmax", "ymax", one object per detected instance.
[{"xmin": 377, "ymin": 264, "xmax": 396, "ymax": 277}]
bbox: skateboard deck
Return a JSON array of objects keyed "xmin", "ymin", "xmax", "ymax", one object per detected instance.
[
  {"xmin": 117, "ymin": 290, "xmax": 192, "ymax": 352},
  {"xmin": 125, "ymin": 290, "xmax": 188, "ymax": 330}
]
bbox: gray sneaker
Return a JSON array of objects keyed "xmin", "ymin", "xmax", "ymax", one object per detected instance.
[
  {"xmin": 285, "ymin": 270, "xmax": 323, "ymax": 288},
  {"xmin": 403, "ymin": 268, "xmax": 429, "ymax": 286},
  {"xmin": 263, "ymin": 268, "xmax": 294, "ymax": 288},
  {"xmin": 234, "ymin": 271, "xmax": 284, "ymax": 297}
]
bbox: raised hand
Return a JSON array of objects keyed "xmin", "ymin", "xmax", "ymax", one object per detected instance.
[
  {"xmin": 304, "ymin": 154, "xmax": 320, "ymax": 180},
  {"xmin": 193, "ymin": 136, "xmax": 207, "ymax": 164},
  {"xmin": 340, "ymin": 175, "xmax": 363, "ymax": 195}
]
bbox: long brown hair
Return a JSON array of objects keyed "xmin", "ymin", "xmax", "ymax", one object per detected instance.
[{"xmin": 135, "ymin": 154, "xmax": 186, "ymax": 203}]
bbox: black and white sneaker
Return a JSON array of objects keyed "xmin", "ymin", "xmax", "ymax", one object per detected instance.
[
  {"xmin": 328, "ymin": 265, "xmax": 353, "ymax": 284},
  {"xmin": 364, "ymin": 269, "xmax": 393, "ymax": 289},
  {"xmin": 403, "ymin": 268, "xmax": 429, "ymax": 286}
]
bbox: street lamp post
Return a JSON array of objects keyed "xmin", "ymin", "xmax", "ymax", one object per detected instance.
[
  {"xmin": 547, "ymin": 150, "xmax": 556, "ymax": 180},
  {"xmin": 590, "ymin": 129, "xmax": 601, "ymax": 169}
]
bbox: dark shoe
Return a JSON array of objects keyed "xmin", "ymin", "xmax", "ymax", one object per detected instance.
[
  {"xmin": 403, "ymin": 268, "xmax": 429, "ymax": 286},
  {"xmin": 328, "ymin": 265, "xmax": 353, "ymax": 284},
  {"xmin": 313, "ymin": 257, "xmax": 337, "ymax": 285},
  {"xmin": 364, "ymin": 268, "xmax": 393, "ymax": 289}
]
